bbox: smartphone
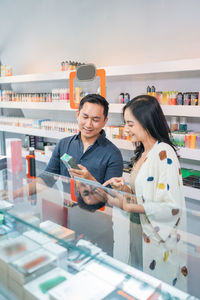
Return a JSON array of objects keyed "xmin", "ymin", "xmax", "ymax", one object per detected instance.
[{"xmin": 60, "ymin": 153, "xmax": 80, "ymax": 170}]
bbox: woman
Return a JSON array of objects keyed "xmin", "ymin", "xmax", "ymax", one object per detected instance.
[{"xmin": 104, "ymin": 95, "xmax": 188, "ymax": 291}]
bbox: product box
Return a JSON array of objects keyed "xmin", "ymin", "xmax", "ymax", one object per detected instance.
[
  {"xmin": 8, "ymin": 276, "xmax": 24, "ymax": 299},
  {"xmin": 122, "ymin": 277, "xmax": 161, "ymax": 300},
  {"xmin": 0, "ymin": 200, "xmax": 13, "ymax": 210},
  {"xmin": 7, "ymin": 170, "xmax": 23, "ymax": 202},
  {"xmin": 49, "ymin": 270, "xmax": 114, "ymax": 300},
  {"xmin": 85, "ymin": 260, "xmax": 126, "ymax": 287},
  {"xmin": 24, "ymin": 267, "xmax": 72, "ymax": 300},
  {"xmin": 42, "ymin": 243, "xmax": 67, "ymax": 268},
  {"xmin": 67, "ymin": 239, "xmax": 102, "ymax": 271},
  {"xmin": 0, "ymin": 235, "xmax": 40, "ymax": 287},
  {"xmin": 8, "ymin": 248, "xmax": 57, "ymax": 286},
  {"xmin": 6, "ymin": 138, "xmax": 22, "ymax": 173},
  {"xmin": 23, "ymin": 230, "xmax": 53, "ymax": 246},
  {"xmin": 125, "ymin": 265, "xmax": 162, "ymax": 289},
  {"xmin": 15, "ymin": 213, "xmax": 40, "ymax": 227},
  {"xmin": 40, "ymin": 220, "xmax": 75, "ymax": 241}
]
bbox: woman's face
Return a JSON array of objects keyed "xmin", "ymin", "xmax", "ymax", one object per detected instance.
[{"xmin": 123, "ymin": 107, "xmax": 148, "ymax": 143}]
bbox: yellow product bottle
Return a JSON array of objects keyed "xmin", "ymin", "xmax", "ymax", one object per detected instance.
[
  {"xmin": 189, "ymin": 134, "xmax": 196, "ymax": 149},
  {"xmin": 151, "ymin": 86, "xmax": 156, "ymax": 97},
  {"xmin": 147, "ymin": 86, "xmax": 151, "ymax": 95}
]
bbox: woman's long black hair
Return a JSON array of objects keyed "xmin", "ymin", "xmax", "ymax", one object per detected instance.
[{"xmin": 123, "ymin": 95, "xmax": 177, "ymax": 161}]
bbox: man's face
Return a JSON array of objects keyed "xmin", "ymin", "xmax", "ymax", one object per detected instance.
[
  {"xmin": 76, "ymin": 102, "xmax": 108, "ymax": 140},
  {"xmin": 78, "ymin": 183, "xmax": 103, "ymax": 205}
]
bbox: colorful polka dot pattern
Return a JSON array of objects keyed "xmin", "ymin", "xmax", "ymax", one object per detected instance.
[
  {"xmin": 142, "ymin": 148, "xmax": 185, "ymax": 285},
  {"xmin": 147, "ymin": 176, "xmax": 154, "ymax": 181},
  {"xmin": 149, "ymin": 260, "xmax": 156, "ymax": 270},
  {"xmin": 172, "ymin": 278, "xmax": 177, "ymax": 286},
  {"xmin": 158, "ymin": 183, "xmax": 165, "ymax": 190},
  {"xmin": 143, "ymin": 233, "xmax": 150, "ymax": 243},
  {"xmin": 159, "ymin": 151, "xmax": 167, "ymax": 160},
  {"xmin": 167, "ymin": 158, "xmax": 172, "ymax": 164},
  {"xmin": 163, "ymin": 251, "xmax": 169, "ymax": 262},
  {"xmin": 181, "ymin": 266, "xmax": 188, "ymax": 277},
  {"xmin": 172, "ymin": 209, "xmax": 179, "ymax": 216}
]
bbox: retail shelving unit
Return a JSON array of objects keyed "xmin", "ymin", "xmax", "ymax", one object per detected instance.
[
  {"xmin": 0, "ymin": 58, "xmax": 200, "ymax": 200},
  {"xmin": 1, "ymin": 101, "xmax": 200, "ymax": 117}
]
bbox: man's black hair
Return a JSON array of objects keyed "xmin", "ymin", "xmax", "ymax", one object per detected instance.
[
  {"xmin": 79, "ymin": 94, "xmax": 109, "ymax": 119},
  {"xmin": 77, "ymin": 193, "xmax": 105, "ymax": 212}
]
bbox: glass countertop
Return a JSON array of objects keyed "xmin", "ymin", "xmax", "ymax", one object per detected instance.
[{"xmin": 0, "ymin": 168, "xmax": 199, "ymax": 299}]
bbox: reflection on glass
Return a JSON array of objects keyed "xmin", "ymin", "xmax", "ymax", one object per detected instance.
[{"xmin": 0, "ymin": 169, "xmax": 199, "ymax": 298}]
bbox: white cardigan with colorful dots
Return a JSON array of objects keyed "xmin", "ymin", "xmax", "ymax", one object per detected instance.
[{"xmin": 134, "ymin": 141, "xmax": 186, "ymax": 242}]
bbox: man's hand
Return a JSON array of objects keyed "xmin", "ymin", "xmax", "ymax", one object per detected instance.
[{"xmin": 69, "ymin": 164, "xmax": 97, "ymax": 181}]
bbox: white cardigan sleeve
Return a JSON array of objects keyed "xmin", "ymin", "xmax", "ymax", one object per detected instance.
[{"xmin": 141, "ymin": 144, "xmax": 185, "ymax": 241}]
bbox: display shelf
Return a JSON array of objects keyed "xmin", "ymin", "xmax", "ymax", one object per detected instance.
[
  {"xmin": 105, "ymin": 58, "xmax": 200, "ymax": 79},
  {"xmin": 0, "ymin": 71, "xmax": 69, "ymax": 84},
  {"xmin": 178, "ymin": 147, "xmax": 200, "ymax": 161},
  {"xmin": 1, "ymin": 125, "xmax": 200, "ymax": 156},
  {"xmin": 0, "ymin": 102, "xmax": 124, "ymax": 113},
  {"xmin": 183, "ymin": 186, "xmax": 200, "ymax": 201},
  {"xmin": 0, "ymin": 101, "xmax": 71, "ymax": 111},
  {"xmin": 1, "ymin": 58, "xmax": 200, "ymax": 85},
  {"xmin": 1, "ymin": 101, "xmax": 200, "ymax": 117},
  {"xmin": 0, "ymin": 125, "xmax": 70, "ymax": 140},
  {"xmin": 0, "ymin": 125, "xmax": 132, "ymax": 150},
  {"xmin": 22, "ymin": 148, "xmax": 51, "ymax": 163},
  {"xmin": 161, "ymin": 105, "xmax": 200, "ymax": 117}
]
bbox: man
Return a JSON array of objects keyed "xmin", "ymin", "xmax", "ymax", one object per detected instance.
[
  {"xmin": 14, "ymin": 94, "xmax": 123, "ymax": 199},
  {"xmin": 44, "ymin": 93, "xmax": 123, "ymax": 183}
]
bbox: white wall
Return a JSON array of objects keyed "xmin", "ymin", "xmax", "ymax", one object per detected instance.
[{"xmin": 1, "ymin": 0, "xmax": 200, "ymax": 74}]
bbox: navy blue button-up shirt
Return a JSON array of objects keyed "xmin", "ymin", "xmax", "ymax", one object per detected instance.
[{"xmin": 45, "ymin": 130, "xmax": 123, "ymax": 184}]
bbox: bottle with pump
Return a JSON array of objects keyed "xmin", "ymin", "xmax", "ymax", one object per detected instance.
[{"xmin": 26, "ymin": 147, "xmax": 36, "ymax": 179}]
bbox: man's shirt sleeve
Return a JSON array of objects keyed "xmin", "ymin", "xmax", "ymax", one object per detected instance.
[
  {"xmin": 104, "ymin": 148, "xmax": 123, "ymax": 182},
  {"xmin": 45, "ymin": 142, "xmax": 61, "ymax": 175}
]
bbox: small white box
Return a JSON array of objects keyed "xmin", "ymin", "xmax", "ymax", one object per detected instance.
[
  {"xmin": 8, "ymin": 248, "xmax": 56, "ymax": 285},
  {"xmin": 24, "ymin": 267, "xmax": 72, "ymax": 300},
  {"xmin": 8, "ymin": 276, "xmax": 24, "ymax": 300},
  {"xmin": 40, "ymin": 220, "xmax": 75, "ymax": 241},
  {"xmin": 0, "ymin": 235, "xmax": 40, "ymax": 271},
  {"xmin": 67, "ymin": 239, "xmax": 102, "ymax": 271},
  {"xmin": 122, "ymin": 277, "xmax": 161, "ymax": 300},
  {"xmin": 49, "ymin": 270, "xmax": 114, "ymax": 300},
  {"xmin": 23, "ymin": 230, "xmax": 53, "ymax": 245},
  {"xmin": 85, "ymin": 261, "xmax": 126, "ymax": 287},
  {"xmin": 42, "ymin": 243, "xmax": 67, "ymax": 268}
]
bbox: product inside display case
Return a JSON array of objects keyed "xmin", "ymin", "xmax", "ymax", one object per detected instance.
[{"xmin": 0, "ymin": 167, "xmax": 199, "ymax": 299}]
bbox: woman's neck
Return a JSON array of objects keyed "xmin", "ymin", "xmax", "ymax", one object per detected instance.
[{"xmin": 142, "ymin": 136, "xmax": 157, "ymax": 154}]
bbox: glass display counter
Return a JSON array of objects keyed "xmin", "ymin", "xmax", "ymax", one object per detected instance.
[{"xmin": 0, "ymin": 168, "xmax": 199, "ymax": 299}]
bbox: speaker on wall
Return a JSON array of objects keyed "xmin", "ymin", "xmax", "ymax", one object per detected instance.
[{"xmin": 76, "ymin": 64, "xmax": 96, "ymax": 81}]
